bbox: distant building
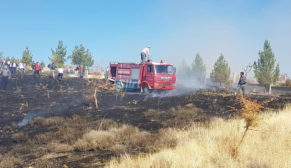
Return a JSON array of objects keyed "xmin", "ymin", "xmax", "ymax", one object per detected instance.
[{"xmin": 278, "ymin": 73, "xmax": 289, "ymax": 84}]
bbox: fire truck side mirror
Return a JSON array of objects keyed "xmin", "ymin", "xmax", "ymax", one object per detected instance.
[{"xmin": 174, "ymin": 67, "xmax": 176, "ymax": 74}]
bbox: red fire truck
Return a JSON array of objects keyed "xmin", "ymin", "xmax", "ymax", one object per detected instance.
[{"xmin": 109, "ymin": 61, "xmax": 176, "ymax": 92}]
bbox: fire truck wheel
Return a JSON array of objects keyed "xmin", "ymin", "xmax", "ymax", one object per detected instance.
[{"xmin": 142, "ymin": 85, "xmax": 150, "ymax": 93}]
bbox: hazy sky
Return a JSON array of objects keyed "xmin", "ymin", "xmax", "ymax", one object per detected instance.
[{"xmin": 0, "ymin": 0, "xmax": 290, "ymax": 76}]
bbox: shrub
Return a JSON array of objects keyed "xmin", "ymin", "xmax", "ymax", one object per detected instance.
[{"xmin": 280, "ymin": 79, "xmax": 291, "ymax": 87}]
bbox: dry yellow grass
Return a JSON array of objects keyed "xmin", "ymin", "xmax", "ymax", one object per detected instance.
[
  {"xmin": 106, "ymin": 105, "xmax": 291, "ymax": 168},
  {"xmin": 47, "ymin": 142, "xmax": 74, "ymax": 153},
  {"xmin": 11, "ymin": 132, "xmax": 28, "ymax": 143},
  {"xmin": 73, "ymin": 125, "xmax": 152, "ymax": 152},
  {"xmin": 0, "ymin": 154, "xmax": 23, "ymax": 168},
  {"xmin": 72, "ymin": 124, "xmax": 178, "ymax": 154}
]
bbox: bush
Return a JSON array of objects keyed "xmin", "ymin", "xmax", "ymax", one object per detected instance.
[{"xmin": 280, "ymin": 79, "xmax": 291, "ymax": 87}]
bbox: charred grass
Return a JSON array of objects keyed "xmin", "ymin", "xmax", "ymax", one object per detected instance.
[
  {"xmin": 2, "ymin": 96, "xmax": 212, "ymax": 167},
  {"xmin": 2, "ymin": 114, "xmax": 180, "ymax": 167},
  {"xmin": 144, "ymin": 103, "xmax": 207, "ymax": 129},
  {"xmin": 1, "ymin": 90, "xmax": 291, "ymax": 167}
]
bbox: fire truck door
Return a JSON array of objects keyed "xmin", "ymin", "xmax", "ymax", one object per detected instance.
[{"xmin": 145, "ymin": 65, "xmax": 154, "ymax": 87}]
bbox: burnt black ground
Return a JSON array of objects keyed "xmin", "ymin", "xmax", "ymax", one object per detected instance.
[
  {"xmin": 1, "ymin": 75, "xmax": 291, "ymax": 167},
  {"xmin": 1, "ymin": 75, "xmax": 291, "ymax": 141}
]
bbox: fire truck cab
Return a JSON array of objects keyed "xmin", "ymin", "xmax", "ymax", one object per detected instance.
[{"xmin": 109, "ymin": 61, "xmax": 176, "ymax": 92}]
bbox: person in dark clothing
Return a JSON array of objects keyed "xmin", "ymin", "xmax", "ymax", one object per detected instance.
[
  {"xmin": 48, "ymin": 63, "xmax": 56, "ymax": 78},
  {"xmin": 238, "ymin": 72, "xmax": 247, "ymax": 96},
  {"xmin": 31, "ymin": 62, "xmax": 36, "ymax": 70}
]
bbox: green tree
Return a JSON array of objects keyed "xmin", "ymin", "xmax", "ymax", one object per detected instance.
[
  {"xmin": 211, "ymin": 53, "xmax": 231, "ymax": 86},
  {"xmin": 5, "ymin": 56, "xmax": 10, "ymax": 61},
  {"xmin": 70, "ymin": 44, "xmax": 94, "ymax": 71},
  {"xmin": 22, "ymin": 47, "xmax": 33, "ymax": 66},
  {"xmin": 40, "ymin": 61, "xmax": 46, "ymax": 70},
  {"xmin": 178, "ymin": 59, "xmax": 191, "ymax": 78},
  {"xmin": 11, "ymin": 56, "xmax": 16, "ymax": 63},
  {"xmin": 253, "ymin": 40, "xmax": 280, "ymax": 93},
  {"xmin": 191, "ymin": 53, "xmax": 206, "ymax": 82},
  {"xmin": 50, "ymin": 41, "xmax": 67, "ymax": 67}
]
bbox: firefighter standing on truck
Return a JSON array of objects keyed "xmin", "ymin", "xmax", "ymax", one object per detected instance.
[{"xmin": 141, "ymin": 46, "xmax": 150, "ymax": 64}]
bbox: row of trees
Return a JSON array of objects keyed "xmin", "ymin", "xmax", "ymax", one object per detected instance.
[
  {"xmin": 2, "ymin": 40, "xmax": 280, "ymax": 91},
  {"xmin": 1, "ymin": 41, "xmax": 94, "ymax": 70},
  {"xmin": 0, "ymin": 52, "xmax": 23, "ymax": 64},
  {"xmin": 49, "ymin": 41, "xmax": 94, "ymax": 69},
  {"xmin": 179, "ymin": 40, "xmax": 280, "ymax": 91}
]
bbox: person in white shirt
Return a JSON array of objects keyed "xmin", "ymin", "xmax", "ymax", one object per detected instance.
[
  {"xmin": 141, "ymin": 46, "xmax": 151, "ymax": 64},
  {"xmin": 57, "ymin": 67, "xmax": 64, "ymax": 81},
  {"xmin": 11, "ymin": 62, "xmax": 17, "ymax": 74},
  {"xmin": 19, "ymin": 62, "xmax": 25, "ymax": 78},
  {"xmin": 19, "ymin": 62, "xmax": 23, "ymax": 69}
]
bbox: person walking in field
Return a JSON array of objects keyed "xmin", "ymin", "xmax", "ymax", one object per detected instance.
[
  {"xmin": 31, "ymin": 62, "xmax": 35, "ymax": 70},
  {"xmin": 6, "ymin": 61, "xmax": 11, "ymax": 71},
  {"xmin": 238, "ymin": 72, "xmax": 247, "ymax": 96},
  {"xmin": 34, "ymin": 62, "xmax": 40, "ymax": 78},
  {"xmin": 141, "ymin": 46, "xmax": 151, "ymax": 64},
  {"xmin": 12, "ymin": 62, "xmax": 17, "ymax": 75},
  {"xmin": 57, "ymin": 67, "xmax": 64, "ymax": 81},
  {"xmin": 0, "ymin": 65, "xmax": 11, "ymax": 89},
  {"xmin": 19, "ymin": 62, "xmax": 25, "ymax": 78},
  {"xmin": 48, "ymin": 63, "xmax": 56, "ymax": 79},
  {"xmin": 78, "ymin": 66, "xmax": 83, "ymax": 78}
]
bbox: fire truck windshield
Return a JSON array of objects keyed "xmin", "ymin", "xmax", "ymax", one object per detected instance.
[{"xmin": 155, "ymin": 65, "xmax": 175, "ymax": 74}]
